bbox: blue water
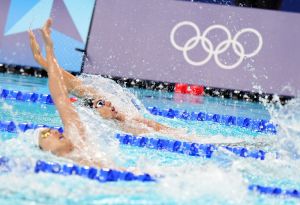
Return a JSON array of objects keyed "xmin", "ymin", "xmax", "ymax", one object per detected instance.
[{"xmin": 0, "ymin": 73, "xmax": 300, "ymax": 205}]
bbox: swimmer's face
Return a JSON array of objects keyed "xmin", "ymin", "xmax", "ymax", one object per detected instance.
[
  {"xmin": 93, "ymin": 98, "xmax": 123, "ymax": 120},
  {"xmin": 38, "ymin": 128, "xmax": 74, "ymax": 156}
]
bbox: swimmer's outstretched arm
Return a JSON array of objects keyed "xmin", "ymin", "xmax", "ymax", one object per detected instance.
[
  {"xmin": 29, "ymin": 20, "xmax": 104, "ymax": 100},
  {"xmin": 40, "ymin": 19, "xmax": 85, "ymax": 140},
  {"xmin": 30, "ymin": 19, "xmax": 196, "ymax": 140}
]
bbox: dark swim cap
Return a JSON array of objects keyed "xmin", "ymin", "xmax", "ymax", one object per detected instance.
[{"xmin": 82, "ymin": 98, "xmax": 94, "ymax": 108}]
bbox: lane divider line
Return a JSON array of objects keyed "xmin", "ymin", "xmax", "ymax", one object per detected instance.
[
  {"xmin": 0, "ymin": 88, "xmax": 277, "ymax": 134},
  {"xmin": 147, "ymin": 107, "xmax": 277, "ymax": 134},
  {"xmin": 249, "ymin": 184, "xmax": 300, "ymax": 198},
  {"xmin": 116, "ymin": 133, "xmax": 267, "ymax": 160},
  {"xmin": 0, "ymin": 156, "xmax": 154, "ymax": 183},
  {"xmin": 0, "ymin": 120, "xmax": 267, "ymax": 160},
  {"xmin": 0, "ymin": 157, "xmax": 298, "ymax": 198}
]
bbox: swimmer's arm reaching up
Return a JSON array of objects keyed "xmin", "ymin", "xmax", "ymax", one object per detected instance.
[
  {"xmin": 40, "ymin": 19, "xmax": 86, "ymax": 140},
  {"xmin": 28, "ymin": 19, "xmax": 104, "ymax": 100}
]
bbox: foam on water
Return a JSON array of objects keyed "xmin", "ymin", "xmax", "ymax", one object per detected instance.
[
  {"xmin": 267, "ymin": 96, "xmax": 300, "ymax": 159},
  {"xmin": 157, "ymin": 164, "xmax": 248, "ymax": 204},
  {"xmin": 79, "ymin": 74, "xmax": 146, "ymax": 118}
]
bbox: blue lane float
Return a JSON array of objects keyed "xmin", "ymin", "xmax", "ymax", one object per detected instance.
[
  {"xmin": 0, "ymin": 119, "xmax": 267, "ymax": 160},
  {"xmin": 147, "ymin": 106, "xmax": 277, "ymax": 134},
  {"xmin": 0, "ymin": 120, "xmax": 268, "ymax": 160},
  {"xmin": 116, "ymin": 134, "xmax": 267, "ymax": 160},
  {"xmin": 1, "ymin": 157, "xmax": 299, "ymax": 199},
  {"xmin": 0, "ymin": 120, "xmax": 63, "ymax": 133},
  {"xmin": 0, "ymin": 89, "xmax": 54, "ymax": 104},
  {"xmin": 248, "ymin": 184, "xmax": 300, "ymax": 199},
  {"xmin": 0, "ymin": 89, "xmax": 276, "ymax": 134},
  {"xmin": 0, "ymin": 156, "xmax": 154, "ymax": 183}
]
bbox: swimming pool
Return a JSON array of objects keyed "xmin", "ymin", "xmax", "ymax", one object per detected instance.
[{"xmin": 0, "ymin": 73, "xmax": 299, "ymax": 205}]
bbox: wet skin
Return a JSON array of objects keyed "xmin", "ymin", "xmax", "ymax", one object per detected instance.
[
  {"xmin": 39, "ymin": 128, "xmax": 74, "ymax": 156},
  {"xmin": 92, "ymin": 98, "xmax": 125, "ymax": 121}
]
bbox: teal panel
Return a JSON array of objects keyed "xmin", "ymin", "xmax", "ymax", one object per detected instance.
[
  {"xmin": 4, "ymin": 0, "xmax": 39, "ymax": 33},
  {"xmin": 63, "ymin": 0, "xmax": 95, "ymax": 43},
  {"xmin": 5, "ymin": 0, "xmax": 54, "ymax": 36}
]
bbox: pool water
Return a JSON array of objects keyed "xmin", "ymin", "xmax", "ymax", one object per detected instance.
[{"xmin": 0, "ymin": 73, "xmax": 300, "ymax": 205}]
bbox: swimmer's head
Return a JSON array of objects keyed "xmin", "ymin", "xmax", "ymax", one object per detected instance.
[
  {"xmin": 83, "ymin": 98, "xmax": 125, "ymax": 121},
  {"xmin": 35, "ymin": 128, "xmax": 74, "ymax": 156}
]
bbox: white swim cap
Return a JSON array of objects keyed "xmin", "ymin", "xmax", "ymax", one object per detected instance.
[{"xmin": 32, "ymin": 128, "xmax": 48, "ymax": 146}]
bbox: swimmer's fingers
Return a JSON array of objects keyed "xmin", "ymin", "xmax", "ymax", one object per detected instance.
[
  {"xmin": 40, "ymin": 27, "xmax": 53, "ymax": 48},
  {"xmin": 29, "ymin": 31, "xmax": 41, "ymax": 55},
  {"xmin": 40, "ymin": 19, "xmax": 54, "ymax": 48},
  {"xmin": 28, "ymin": 30, "xmax": 48, "ymax": 68},
  {"xmin": 28, "ymin": 30, "xmax": 38, "ymax": 47},
  {"xmin": 28, "ymin": 29, "xmax": 34, "ymax": 39},
  {"xmin": 41, "ymin": 18, "xmax": 52, "ymax": 40},
  {"xmin": 43, "ymin": 18, "xmax": 52, "ymax": 35},
  {"xmin": 40, "ymin": 22, "xmax": 59, "ymax": 71}
]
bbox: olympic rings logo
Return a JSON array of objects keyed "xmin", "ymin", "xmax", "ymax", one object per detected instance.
[{"xmin": 170, "ymin": 21, "xmax": 263, "ymax": 69}]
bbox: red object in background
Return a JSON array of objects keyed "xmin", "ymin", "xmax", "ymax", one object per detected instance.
[
  {"xmin": 174, "ymin": 83, "xmax": 188, "ymax": 94},
  {"xmin": 190, "ymin": 85, "xmax": 204, "ymax": 96},
  {"xmin": 175, "ymin": 83, "xmax": 204, "ymax": 96},
  {"xmin": 70, "ymin": 97, "xmax": 78, "ymax": 102}
]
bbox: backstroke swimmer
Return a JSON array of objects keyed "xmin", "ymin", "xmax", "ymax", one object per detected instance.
[
  {"xmin": 27, "ymin": 19, "xmax": 196, "ymax": 168},
  {"xmin": 29, "ymin": 19, "xmax": 209, "ymax": 141},
  {"xmin": 28, "ymin": 19, "xmax": 249, "ymax": 168}
]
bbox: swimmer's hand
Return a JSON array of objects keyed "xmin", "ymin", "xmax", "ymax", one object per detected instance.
[
  {"xmin": 40, "ymin": 18, "xmax": 53, "ymax": 49},
  {"xmin": 40, "ymin": 18, "xmax": 61, "ymax": 75},
  {"xmin": 28, "ymin": 29, "xmax": 48, "ymax": 69},
  {"xmin": 28, "ymin": 18, "xmax": 54, "ymax": 70}
]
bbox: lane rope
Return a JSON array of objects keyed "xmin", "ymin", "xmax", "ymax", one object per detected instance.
[
  {"xmin": 0, "ymin": 156, "xmax": 154, "ymax": 183},
  {"xmin": 0, "ymin": 88, "xmax": 277, "ymax": 134},
  {"xmin": 0, "ymin": 157, "xmax": 298, "ymax": 198},
  {"xmin": 116, "ymin": 133, "xmax": 267, "ymax": 160},
  {"xmin": 147, "ymin": 107, "xmax": 276, "ymax": 134},
  {"xmin": 0, "ymin": 89, "xmax": 54, "ymax": 104},
  {"xmin": 0, "ymin": 120, "xmax": 268, "ymax": 160},
  {"xmin": 249, "ymin": 184, "xmax": 300, "ymax": 198}
]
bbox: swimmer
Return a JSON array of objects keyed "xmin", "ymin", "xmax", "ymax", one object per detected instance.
[
  {"xmin": 28, "ymin": 19, "xmax": 250, "ymax": 167},
  {"xmin": 28, "ymin": 19, "xmax": 146, "ymax": 171},
  {"xmin": 28, "ymin": 18, "xmax": 201, "ymax": 142}
]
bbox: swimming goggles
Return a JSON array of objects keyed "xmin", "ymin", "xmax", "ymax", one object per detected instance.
[
  {"xmin": 40, "ymin": 128, "xmax": 51, "ymax": 139},
  {"xmin": 95, "ymin": 99, "xmax": 105, "ymax": 108},
  {"xmin": 40, "ymin": 128, "xmax": 64, "ymax": 140}
]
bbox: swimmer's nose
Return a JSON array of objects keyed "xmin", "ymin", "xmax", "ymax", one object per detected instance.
[
  {"xmin": 50, "ymin": 129, "xmax": 60, "ymax": 138},
  {"xmin": 111, "ymin": 106, "xmax": 115, "ymax": 112}
]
